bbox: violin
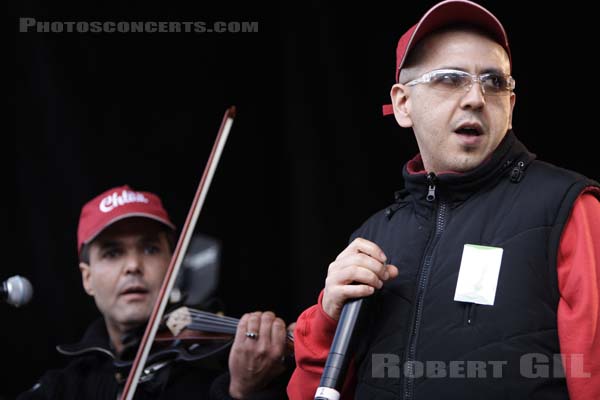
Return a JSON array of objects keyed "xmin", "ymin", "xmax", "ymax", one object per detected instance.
[
  {"xmin": 114, "ymin": 306, "xmax": 294, "ymax": 381},
  {"xmin": 160, "ymin": 306, "xmax": 294, "ymax": 353}
]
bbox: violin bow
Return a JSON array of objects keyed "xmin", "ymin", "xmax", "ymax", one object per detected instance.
[{"xmin": 121, "ymin": 106, "xmax": 236, "ymax": 400}]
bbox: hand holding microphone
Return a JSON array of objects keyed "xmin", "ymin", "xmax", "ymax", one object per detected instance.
[
  {"xmin": 322, "ymin": 238, "xmax": 397, "ymax": 320},
  {"xmin": 316, "ymin": 238, "xmax": 398, "ymax": 400},
  {"xmin": 1, "ymin": 275, "xmax": 34, "ymax": 307}
]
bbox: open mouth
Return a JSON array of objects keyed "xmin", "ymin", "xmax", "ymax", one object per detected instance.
[
  {"xmin": 454, "ymin": 125, "xmax": 483, "ymax": 136},
  {"xmin": 120, "ymin": 286, "xmax": 149, "ymax": 297}
]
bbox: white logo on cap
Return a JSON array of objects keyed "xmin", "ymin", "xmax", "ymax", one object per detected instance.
[{"xmin": 99, "ymin": 190, "xmax": 150, "ymax": 213}]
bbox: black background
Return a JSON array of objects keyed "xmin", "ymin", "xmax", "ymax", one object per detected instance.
[{"xmin": 9, "ymin": 0, "xmax": 598, "ymax": 397}]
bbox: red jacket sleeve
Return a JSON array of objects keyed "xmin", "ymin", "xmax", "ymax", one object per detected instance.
[
  {"xmin": 287, "ymin": 291, "xmax": 357, "ymax": 400},
  {"xmin": 557, "ymin": 188, "xmax": 600, "ymax": 400}
]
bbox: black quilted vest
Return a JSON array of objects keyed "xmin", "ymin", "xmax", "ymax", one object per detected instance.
[{"xmin": 350, "ymin": 131, "xmax": 598, "ymax": 400}]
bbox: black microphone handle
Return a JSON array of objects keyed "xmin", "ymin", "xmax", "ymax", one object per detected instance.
[{"xmin": 314, "ymin": 297, "xmax": 364, "ymax": 400}]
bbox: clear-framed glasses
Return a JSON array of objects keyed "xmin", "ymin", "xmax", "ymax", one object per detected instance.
[{"xmin": 404, "ymin": 69, "xmax": 515, "ymax": 96}]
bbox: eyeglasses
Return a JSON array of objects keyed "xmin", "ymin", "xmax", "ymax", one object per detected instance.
[{"xmin": 404, "ymin": 69, "xmax": 516, "ymax": 96}]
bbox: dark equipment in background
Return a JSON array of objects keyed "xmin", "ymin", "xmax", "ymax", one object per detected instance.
[{"xmin": 171, "ymin": 234, "xmax": 222, "ymax": 308}]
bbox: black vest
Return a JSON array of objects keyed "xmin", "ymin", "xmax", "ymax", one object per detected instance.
[{"xmin": 351, "ymin": 132, "xmax": 598, "ymax": 400}]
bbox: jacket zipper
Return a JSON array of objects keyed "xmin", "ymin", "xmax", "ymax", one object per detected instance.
[
  {"xmin": 465, "ymin": 303, "xmax": 476, "ymax": 325},
  {"xmin": 510, "ymin": 161, "xmax": 525, "ymax": 183},
  {"xmin": 404, "ymin": 173, "xmax": 448, "ymax": 400}
]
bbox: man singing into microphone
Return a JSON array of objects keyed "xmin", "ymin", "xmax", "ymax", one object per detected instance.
[{"xmin": 287, "ymin": 1, "xmax": 600, "ymax": 399}]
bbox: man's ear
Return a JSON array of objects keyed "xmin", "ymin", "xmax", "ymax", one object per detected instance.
[
  {"xmin": 79, "ymin": 262, "xmax": 94, "ymax": 296},
  {"xmin": 508, "ymin": 91, "xmax": 516, "ymax": 130},
  {"xmin": 390, "ymin": 84, "xmax": 413, "ymax": 128}
]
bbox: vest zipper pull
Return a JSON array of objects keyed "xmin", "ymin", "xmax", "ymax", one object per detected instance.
[
  {"xmin": 426, "ymin": 172, "xmax": 437, "ymax": 202},
  {"xmin": 510, "ymin": 161, "xmax": 525, "ymax": 183}
]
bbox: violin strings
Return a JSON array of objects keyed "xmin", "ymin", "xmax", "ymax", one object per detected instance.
[
  {"xmin": 169, "ymin": 309, "xmax": 294, "ymax": 341},
  {"xmin": 187, "ymin": 309, "xmax": 240, "ymax": 324},
  {"xmin": 187, "ymin": 311, "xmax": 240, "ymax": 328},
  {"xmin": 184, "ymin": 310, "xmax": 239, "ymax": 334},
  {"xmin": 185, "ymin": 322, "xmax": 237, "ymax": 335}
]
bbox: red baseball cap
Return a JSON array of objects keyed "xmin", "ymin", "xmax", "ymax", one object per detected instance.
[
  {"xmin": 382, "ymin": 0, "xmax": 511, "ymax": 116},
  {"xmin": 77, "ymin": 185, "xmax": 175, "ymax": 255}
]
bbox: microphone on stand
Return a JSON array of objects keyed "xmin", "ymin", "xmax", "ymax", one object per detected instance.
[
  {"xmin": 1, "ymin": 275, "xmax": 34, "ymax": 307},
  {"xmin": 314, "ymin": 297, "xmax": 367, "ymax": 400}
]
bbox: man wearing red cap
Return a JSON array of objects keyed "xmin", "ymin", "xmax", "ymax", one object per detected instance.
[
  {"xmin": 288, "ymin": 1, "xmax": 599, "ymax": 399},
  {"xmin": 19, "ymin": 185, "xmax": 291, "ymax": 399}
]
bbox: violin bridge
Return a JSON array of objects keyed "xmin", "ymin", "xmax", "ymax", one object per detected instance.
[{"xmin": 166, "ymin": 306, "xmax": 192, "ymax": 336}]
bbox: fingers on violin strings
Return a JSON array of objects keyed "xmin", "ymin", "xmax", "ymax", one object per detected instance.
[
  {"xmin": 234, "ymin": 313, "xmax": 250, "ymax": 344},
  {"xmin": 287, "ymin": 322, "xmax": 297, "ymax": 337},
  {"xmin": 257, "ymin": 311, "xmax": 274, "ymax": 348},
  {"xmin": 270, "ymin": 316, "xmax": 286, "ymax": 355},
  {"xmin": 245, "ymin": 311, "xmax": 262, "ymax": 341}
]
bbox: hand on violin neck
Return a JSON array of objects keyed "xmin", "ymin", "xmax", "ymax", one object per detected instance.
[{"xmin": 228, "ymin": 311, "xmax": 288, "ymax": 398}]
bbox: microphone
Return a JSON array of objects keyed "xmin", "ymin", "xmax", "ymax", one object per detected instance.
[
  {"xmin": 1, "ymin": 275, "xmax": 34, "ymax": 307},
  {"xmin": 314, "ymin": 297, "xmax": 366, "ymax": 400}
]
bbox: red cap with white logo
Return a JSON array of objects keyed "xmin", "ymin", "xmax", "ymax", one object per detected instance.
[{"xmin": 77, "ymin": 185, "xmax": 175, "ymax": 255}]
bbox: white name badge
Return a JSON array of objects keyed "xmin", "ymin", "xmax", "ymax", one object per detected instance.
[{"xmin": 454, "ymin": 244, "xmax": 503, "ymax": 306}]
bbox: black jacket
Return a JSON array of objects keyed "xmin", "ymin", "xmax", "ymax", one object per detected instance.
[
  {"xmin": 351, "ymin": 131, "xmax": 598, "ymax": 399},
  {"xmin": 18, "ymin": 318, "xmax": 291, "ymax": 400}
]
